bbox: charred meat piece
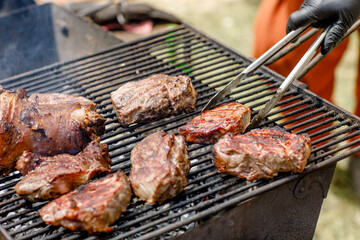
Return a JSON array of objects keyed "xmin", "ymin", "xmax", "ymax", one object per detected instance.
[
  {"xmin": 111, "ymin": 74, "xmax": 197, "ymax": 126},
  {"xmin": 15, "ymin": 141, "xmax": 111, "ymax": 202},
  {"xmin": 129, "ymin": 131, "xmax": 190, "ymax": 204},
  {"xmin": 40, "ymin": 171, "xmax": 131, "ymax": 233},
  {"xmin": 0, "ymin": 87, "xmax": 105, "ymax": 176},
  {"xmin": 178, "ymin": 102, "xmax": 251, "ymax": 144},
  {"xmin": 213, "ymin": 128, "xmax": 311, "ymax": 181}
]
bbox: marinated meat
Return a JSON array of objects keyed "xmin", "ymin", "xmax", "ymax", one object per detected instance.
[
  {"xmin": 129, "ymin": 131, "xmax": 190, "ymax": 204},
  {"xmin": 40, "ymin": 171, "xmax": 131, "ymax": 233},
  {"xmin": 15, "ymin": 141, "xmax": 111, "ymax": 202},
  {"xmin": 111, "ymin": 74, "xmax": 197, "ymax": 126},
  {"xmin": 28, "ymin": 93, "xmax": 97, "ymax": 110},
  {"xmin": 213, "ymin": 128, "xmax": 311, "ymax": 181},
  {"xmin": 178, "ymin": 102, "xmax": 251, "ymax": 144},
  {"xmin": 0, "ymin": 87, "xmax": 105, "ymax": 176}
]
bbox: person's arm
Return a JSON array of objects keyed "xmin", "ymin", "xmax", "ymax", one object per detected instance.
[{"xmin": 286, "ymin": 0, "xmax": 360, "ymax": 55}]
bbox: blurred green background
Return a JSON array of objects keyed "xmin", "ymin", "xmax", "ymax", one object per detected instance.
[{"xmin": 133, "ymin": 0, "xmax": 360, "ymax": 239}]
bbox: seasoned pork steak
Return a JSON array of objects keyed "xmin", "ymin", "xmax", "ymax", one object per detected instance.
[
  {"xmin": 213, "ymin": 128, "xmax": 311, "ymax": 181},
  {"xmin": 15, "ymin": 141, "xmax": 111, "ymax": 202},
  {"xmin": 40, "ymin": 171, "xmax": 131, "ymax": 233},
  {"xmin": 129, "ymin": 131, "xmax": 190, "ymax": 204},
  {"xmin": 110, "ymin": 74, "xmax": 197, "ymax": 126},
  {"xmin": 178, "ymin": 102, "xmax": 251, "ymax": 144}
]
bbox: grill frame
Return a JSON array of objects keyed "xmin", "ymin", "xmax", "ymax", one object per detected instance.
[{"xmin": 1, "ymin": 22, "xmax": 360, "ymax": 240}]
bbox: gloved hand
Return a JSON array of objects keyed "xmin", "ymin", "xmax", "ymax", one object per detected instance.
[{"xmin": 286, "ymin": 0, "xmax": 360, "ymax": 55}]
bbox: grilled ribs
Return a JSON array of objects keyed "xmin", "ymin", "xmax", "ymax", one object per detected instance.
[
  {"xmin": 178, "ymin": 102, "xmax": 251, "ymax": 144},
  {"xmin": 0, "ymin": 87, "xmax": 105, "ymax": 176},
  {"xmin": 15, "ymin": 141, "xmax": 111, "ymax": 202},
  {"xmin": 40, "ymin": 171, "xmax": 131, "ymax": 233},
  {"xmin": 213, "ymin": 128, "xmax": 311, "ymax": 181},
  {"xmin": 110, "ymin": 74, "xmax": 197, "ymax": 126},
  {"xmin": 129, "ymin": 131, "xmax": 190, "ymax": 204}
]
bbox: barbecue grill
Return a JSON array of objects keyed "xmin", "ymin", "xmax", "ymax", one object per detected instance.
[{"xmin": 1, "ymin": 20, "xmax": 360, "ymax": 240}]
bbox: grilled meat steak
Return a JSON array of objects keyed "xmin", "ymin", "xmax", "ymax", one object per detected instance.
[
  {"xmin": 0, "ymin": 87, "xmax": 105, "ymax": 176},
  {"xmin": 15, "ymin": 141, "xmax": 111, "ymax": 202},
  {"xmin": 178, "ymin": 102, "xmax": 251, "ymax": 144},
  {"xmin": 110, "ymin": 74, "xmax": 197, "ymax": 126},
  {"xmin": 129, "ymin": 131, "xmax": 190, "ymax": 204},
  {"xmin": 213, "ymin": 128, "xmax": 311, "ymax": 181},
  {"xmin": 40, "ymin": 171, "xmax": 131, "ymax": 233}
]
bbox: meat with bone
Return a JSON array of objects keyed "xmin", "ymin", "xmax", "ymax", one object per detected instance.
[
  {"xmin": 178, "ymin": 102, "xmax": 251, "ymax": 144},
  {"xmin": 0, "ymin": 87, "xmax": 105, "ymax": 176},
  {"xmin": 111, "ymin": 74, "xmax": 197, "ymax": 126},
  {"xmin": 39, "ymin": 171, "xmax": 131, "ymax": 233},
  {"xmin": 129, "ymin": 131, "xmax": 190, "ymax": 204},
  {"xmin": 213, "ymin": 128, "xmax": 311, "ymax": 181},
  {"xmin": 15, "ymin": 141, "xmax": 111, "ymax": 202}
]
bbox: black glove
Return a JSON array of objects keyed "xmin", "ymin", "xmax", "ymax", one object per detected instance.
[{"xmin": 286, "ymin": 0, "xmax": 360, "ymax": 55}]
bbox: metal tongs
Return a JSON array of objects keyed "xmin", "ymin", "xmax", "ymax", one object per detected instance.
[{"xmin": 202, "ymin": 25, "xmax": 330, "ymax": 132}]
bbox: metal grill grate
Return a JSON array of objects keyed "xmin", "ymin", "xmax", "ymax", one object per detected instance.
[{"xmin": 1, "ymin": 23, "xmax": 360, "ymax": 240}]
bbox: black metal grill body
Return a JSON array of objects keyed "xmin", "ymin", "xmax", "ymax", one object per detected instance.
[
  {"xmin": 0, "ymin": 23, "xmax": 360, "ymax": 240},
  {"xmin": 175, "ymin": 164, "xmax": 336, "ymax": 240}
]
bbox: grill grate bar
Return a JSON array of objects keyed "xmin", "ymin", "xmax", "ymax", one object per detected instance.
[
  {"xmin": 0, "ymin": 202, "xmax": 28, "ymax": 220},
  {"xmin": 267, "ymin": 106, "xmax": 328, "ymax": 127},
  {"xmin": 0, "ymin": 196, "xmax": 22, "ymax": 208},
  {"xmin": 0, "ymin": 179, "xmax": 20, "ymax": 192},
  {"xmin": 257, "ymin": 104, "xmax": 324, "ymax": 129},
  {"xmin": 192, "ymin": 75, "xmax": 274, "ymax": 104},
  {"xmin": 312, "ymin": 124, "xmax": 359, "ymax": 146},
  {"xmin": 16, "ymin": 226, "xmax": 55, "ymax": 240},
  {"xmin": 266, "ymin": 98, "xmax": 313, "ymax": 117},
  {"xmin": 310, "ymin": 132, "xmax": 360, "ymax": 163},
  {"xmin": 3, "ymin": 215, "xmax": 39, "ymax": 230},
  {"xmin": 0, "ymin": 190, "xmax": 16, "ymax": 199},
  {"xmin": 0, "ymin": 204, "xmax": 45, "ymax": 224},
  {"xmin": 307, "ymin": 118, "xmax": 350, "ymax": 140},
  {"xmin": 0, "ymin": 173, "xmax": 21, "ymax": 184},
  {"xmin": 296, "ymin": 121, "xmax": 347, "ymax": 151},
  {"xmin": 43, "ymin": 232, "xmax": 78, "ymax": 240},
  {"xmin": 312, "ymin": 128, "xmax": 360, "ymax": 154},
  {"xmin": 10, "ymin": 220, "xmax": 45, "ymax": 236},
  {"xmin": 287, "ymin": 114, "xmax": 344, "ymax": 133}
]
